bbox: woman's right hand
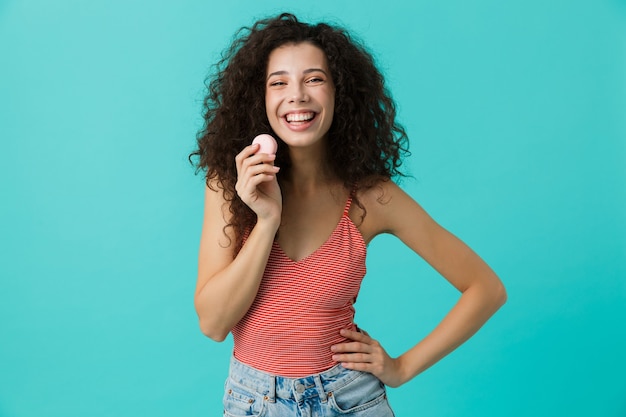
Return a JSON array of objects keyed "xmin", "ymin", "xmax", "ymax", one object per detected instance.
[{"xmin": 235, "ymin": 143, "xmax": 282, "ymax": 223}]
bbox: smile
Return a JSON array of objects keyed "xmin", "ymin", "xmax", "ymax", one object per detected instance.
[{"xmin": 285, "ymin": 112, "xmax": 316, "ymax": 123}]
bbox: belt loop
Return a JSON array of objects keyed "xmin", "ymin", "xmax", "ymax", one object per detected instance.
[
  {"xmin": 267, "ymin": 375, "xmax": 276, "ymax": 403},
  {"xmin": 314, "ymin": 375, "xmax": 327, "ymax": 403}
]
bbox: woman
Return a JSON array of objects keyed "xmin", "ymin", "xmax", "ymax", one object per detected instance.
[{"xmin": 191, "ymin": 13, "xmax": 506, "ymax": 416}]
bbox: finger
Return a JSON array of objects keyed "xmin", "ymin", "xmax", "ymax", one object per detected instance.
[
  {"xmin": 246, "ymin": 173, "xmax": 278, "ymax": 190},
  {"xmin": 332, "ymin": 352, "xmax": 372, "ymax": 363},
  {"xmin": 245, "ymin": 163, "xmax": 280, "ymax": 177},
  {"xmin": 249, "ymin": 153, "xmax": 276, "ymax": 165},
  {"xmin": 237, "ymin": 170, "xmax": 279, "ymax": 196},
  {"xmin": 236, "ymin": 144, "xmax": 276, "ymax": 175},
  {"xmin": 238, "ymin": 153, "xmax": 275, "ymax": 174},
  {"xmin": 244, "ymin": 142, "xmax": 263, "ymax": 155},
  {"xmin": 340, "ymin": 328, "xmax": 371, "ymax": 342},
  {"xmin": 237, "ymin": 162, "xmax": 280, "ymax": 189},
  {"xmin": 331, "ymin": 341, "xmax": 371, "ymax": 353},
  {"xmin": 235, "ymin": 144, "xmax": 260, "ymax": 166},
  {"xmin": 339, "ymin": 362, "xmax": 371, "ymax": 372}
]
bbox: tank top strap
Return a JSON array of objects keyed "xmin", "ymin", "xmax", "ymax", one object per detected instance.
[{"xmin": 343, "ymin": 196, "xmax": 353, "ymax": 217}]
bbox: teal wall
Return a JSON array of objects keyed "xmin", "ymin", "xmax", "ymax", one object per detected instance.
[{"xmin": 1, "ymin": 1, "xmax": 624, "ymax": 416}]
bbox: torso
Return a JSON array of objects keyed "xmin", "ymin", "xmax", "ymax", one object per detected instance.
[{"xmin": 233, "ymin": 190, "xmax": 367, "ymax": 376}]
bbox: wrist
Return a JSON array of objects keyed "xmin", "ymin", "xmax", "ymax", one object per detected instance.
[
  {"xmin": 255, "ymin": 215, "xmax": 280, "ymax": 235},
  {"xmin": 394, "ymin": 355, "xmax": 413, "ymax": 387}
]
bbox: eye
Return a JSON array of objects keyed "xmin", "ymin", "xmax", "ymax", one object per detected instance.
[
  {"xmin": 268, "ymin": 80, "xmax": 286, "ymax": 87},
  {"xmin": 306, "ymin": 77, "xmax": 324, "ymax": 84}
]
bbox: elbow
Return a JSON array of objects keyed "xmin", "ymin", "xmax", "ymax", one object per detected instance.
[
  {"xmin": 493, "ymin": 280, "xmax": 507, "ymax": 309},
  {"xmin": 198, "ymin": 319, "xmax": 230, "ymax": 342},
  {"xmin": 195, "ymin": 307, "xmax": 231, "ymax": 342},
  {"xmin": 469, "ymin": 276, "xmax": 507, "ymax": 312},
  {"xmin": 206, "ymin": 331, "xmax": 229, "ymax": 343},
  {"xmin": 194, "ymin": 296, "xmax": 231, "ymax": 342}
]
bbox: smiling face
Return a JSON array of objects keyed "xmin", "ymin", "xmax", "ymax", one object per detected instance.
[{"xmin": 265, "ymin": 42, "xmax": 335, "ymax": 151}]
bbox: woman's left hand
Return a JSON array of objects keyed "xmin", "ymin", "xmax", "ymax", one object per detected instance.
[{"xmin": 331, "ymin": 328, "xmax": 406, "ymax": 388}]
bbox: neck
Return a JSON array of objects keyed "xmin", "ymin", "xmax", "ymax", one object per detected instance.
[{"xmin": 284, "ymin": 143, "xmax": 336, "ymax": 195}]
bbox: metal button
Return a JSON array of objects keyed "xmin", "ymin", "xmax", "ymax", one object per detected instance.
[{"xmin": 295, "ymin": 383, "xmax": 305, "ymax": 393}]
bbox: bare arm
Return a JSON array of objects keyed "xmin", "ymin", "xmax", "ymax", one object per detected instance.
[
  {"xmin": 332, "ymin": 181, "xmax": 507, "ymax": 386},
  {"xmin": 193, "ymin": 144, "xmax": 281, "ymax": 341}
]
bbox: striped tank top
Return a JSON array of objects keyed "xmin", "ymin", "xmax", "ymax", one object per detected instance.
[{"xmin": 232, "ymin": 198, "xmax": 367, "ymax": 377}]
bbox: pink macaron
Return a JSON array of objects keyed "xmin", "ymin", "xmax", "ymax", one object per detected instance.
[{"xmin": 252, "ymin": 134, "xmax": 278, "ymax": 155}]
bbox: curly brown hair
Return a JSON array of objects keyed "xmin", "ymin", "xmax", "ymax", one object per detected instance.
[{"xmin": 190, "ymin": 13, "xmax": 409, "ymax": 253}]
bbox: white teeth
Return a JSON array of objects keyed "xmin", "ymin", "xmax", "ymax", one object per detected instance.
[{"xmin": 286, "ymin": 112, "xmax": 314, "ymax": 122}]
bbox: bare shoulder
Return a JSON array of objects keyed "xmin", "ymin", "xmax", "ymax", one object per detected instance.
[
  {"xmin": 354, "ymin": 178, "xmax": 434, "ymax": 244},
  {"xmin": 203, "ymin": 178, "xmax": 233, "ymax": 229}
]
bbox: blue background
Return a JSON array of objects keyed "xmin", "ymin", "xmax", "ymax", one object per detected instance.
[{"xmin": 1, "ymin": 0, "xmax": 625, "ymax": 416}]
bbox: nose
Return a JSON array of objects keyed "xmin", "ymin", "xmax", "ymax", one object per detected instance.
[{"xmin": 288, "ymin": 84, "xmax": 308, "ymax": 103}]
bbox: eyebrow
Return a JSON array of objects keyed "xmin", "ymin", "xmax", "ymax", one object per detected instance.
[{"xmin": 267, "ymin": 68, "xmax": 328, "ymax": 80}]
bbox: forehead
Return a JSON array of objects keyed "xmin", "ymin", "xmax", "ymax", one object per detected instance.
[{"xmin": 266, "ymin": 42, "xmax": 329, "ymax": 72}]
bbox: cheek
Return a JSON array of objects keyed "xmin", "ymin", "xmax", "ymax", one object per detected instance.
[
  {"xmin": 264, "ymin": 98, "xmax": 281, "ymax": 129},
  {"xmin": 265, "ymin": 94, "xmax": 278, "ymax": 114}
]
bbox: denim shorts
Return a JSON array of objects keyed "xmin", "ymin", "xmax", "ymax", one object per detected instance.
[{"xmin": 223, "ymin": 356, "xmax": 395, "ymax": 417}]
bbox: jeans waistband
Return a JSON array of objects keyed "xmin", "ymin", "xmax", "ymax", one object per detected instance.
[{"xmin": 228, "ymin": 356, "xmax": 363, "ymax": 403}]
